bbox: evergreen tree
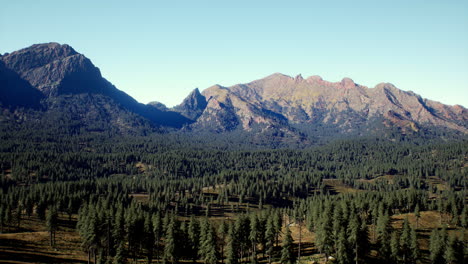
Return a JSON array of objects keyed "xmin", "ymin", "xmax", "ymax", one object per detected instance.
[
  {"xmin": 163, "ymin": 217, "xmax": 178, "ymax": 264},
  {"xmin": 46, "ymin": 206, "xmax": 58, "ymax": 247},
  {"xmin": 429, "ymin": 229, "xmax": 444, "ymax": 264},
  {"xmin": 376, "ymin": 212, "xmax": 392, "ymax": 260},
  {"xmin": 335, "ymin": 228, "xmax": 350, "ymax": 264},
  {"xmin": 226, "ymin": 222, "xmax": 239, "ymax": 264},
  {"xmin": 143, "ymin": 213, "xmax": 154, "ymax": 264},
  {"xmin": 443, "ymin": 235, "xmax": 463, "ymax": 264},
  {"xmin": 249, "ymin": 214, "xmax": 259, "ymax": 261},
  {"xmin": 199, "ymin": 219, "xmax": 217, "ymax": 264},
  {"xmin": 152, "ymin": 212, "xmax": 163, "ymax": 262},
  {"xmin": 461, "ymin": 206, "xmax": 467, "ymax": 228},
  {"xmin": 315, "ymin": 208, "xmax": 333, "ymax": 258},
  {"xmin": 399, "ymin": 218, "xmax": 412, "ymax": 263},
  {"xmin": 265, "ymin": 217, "xmax": 276, "ymax": 264},
  {"xmin": 273, "ymin": 210, "xmax": 282, "ymax": 247},
  {"xmin": 410, "ymin": 226, "xmax": 419, "ymax": 262},
  {"xmin": 114, "ymin": 241, "xmax": 126, "ymax": 264},
  {"xmin": 218, "ymin": 221, "xmax": 229, "ymax": 263},
  {"xmin": 188, "ymin": 216, "xmax": 200, "ymax": 262},
  {"xmin": 280, "ymin": 226, "xmax": 295, "ymax": 264},
  {"xmin": 390, "ymin": 232, "xmax": 399, "ymax": 263},
  {"xmin": 414, "ymin": 204, "xmax": 420, "ymax": 229}
]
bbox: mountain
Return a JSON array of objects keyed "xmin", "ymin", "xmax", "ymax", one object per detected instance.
[
  {"xmin": 173, "ymin": 88, "xmax": 207, "ymax": 121},
  {"xmin": 0, "ymin": 59, "xmax": 44, "ymax": 109},
  {"xmin": 190, "ymin": 73, "xmax": 467, "ymax": 140},
  {"xmin": 0, "ymin": 43, "xmax": 466, "ymax": 145},
  {"xmin": 0, "ymin": 43, "xmax": 191, "ymax": 134}
]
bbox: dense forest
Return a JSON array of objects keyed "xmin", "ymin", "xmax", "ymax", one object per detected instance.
[{"xmin": 0, "ymin": 132, "xmax": 467, "ymax": 263}]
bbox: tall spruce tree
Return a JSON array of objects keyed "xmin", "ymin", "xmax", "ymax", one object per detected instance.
[
  {"xmin": 399, "ymin": 218, "xmax": 412, "ymax": 263},
  {"xmin": 280, "ymin": 225, "xmax": 295, "ymax": 264},
  {"xmin": 188, "ymin": 216, "xmax": 200, "ymax": 262},
  {"xmin": 163, "ymin": 217, "xmax": 178, "ymax": 264},
  {"xmin": 265, "ymin": 217, "xmax": 275, "ymax": 264},
  {"xmin": 429, "ymin": 229, "xmax": 444, "ymax": 264},
  {"xmin": 249, "ymin": 214, "xmax": 259, "ymax": 262},
  {"xmin": 390, "ymin": 231, "xmax": 399, "ymax": 263},
  {"xmin": 335, "ymin": 228, "xmax": 350, "ymax": 264},
  {"xmin": 226, "ymin": 222, "xmax": 239, "ymax": 264},
  {"xmin": 199, "ymin": 220, "xmax": 218, "ymax": 264},
  {"xmin": 46, "ymin": 206, "xmax": 58, "ymax": 247}
]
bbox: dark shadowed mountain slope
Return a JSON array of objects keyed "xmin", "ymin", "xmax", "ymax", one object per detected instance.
[
  {"xmin": 0, "ymin": 60, "xmax": 44, "ymax": 109},
  {"xmin": 173, "ymin": 88, "xmax": 207, "ymax": 120},
  {"xmin": 0, "ymin": 43, "xmax": 191, "ymax": 131}
]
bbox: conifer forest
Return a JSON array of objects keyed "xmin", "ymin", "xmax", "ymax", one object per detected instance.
[{"xmin": 0, "ymin": 131, "xmax": 466, "ymax": 264}]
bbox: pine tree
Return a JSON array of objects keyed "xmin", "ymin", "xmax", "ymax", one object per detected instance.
[
  {"xmin": 114, "ymin": 241, "xmax": 126, "ymax": 264},
  {"xmin": 226, "ymin": 222, "xmax": 239, "ymax": 264},
  {"xmin": 152, "ymin": 212, "xmax": 162, "ymax": 262},
  {"xmin": 265, "ymin": 217, "xmax": 275, "ymax": 264},
  {"xmin": 46, "ymin": 206, "xmax": 58, "ymax": 247},
  {"xmin": 199, "ymin": 219, "xmax": 217, "ymax": 264},
  {"xmin": 163, "ymin": 217, "xmax": 178, "ymax": 264},
  {"xmin": 390, "ymin": 232, "xmax": 399, "ymax": 263},
  {"xmin": 249, "ymin": 214, "xmax": 259, "ymax": 262},
  {"xmin": 376, "ymin": 212, "xmax": 392, "ymax": 260},
  {"xmin": 410, "ymin": 226, "xmax": 419, "ymax": 262},
  {"xmin": 335, "ymin": 228, "xmax": 350, "ymax": 264},
  {"xmin": 315, "ymin": 209, "xmax": 333, "ymax": 258},
  {"xmin": 143, "ymin": 213, "xmax": 154, "ymax": 264},
  {"xmin": 358, "ymin": 217, "xmax": 370, "ymax": 262},
  {"xmin": 461, "ymin": 206, "xmax": 467, "ymax": 228},
  {"xmin": 188, "ymin": 216, "xmax": 200, "ymax": 262},
  {"xmin": 273, "ymin": 210, "xmax": 282, "ymax": 247},
  {"xmin": 280, "ymin": 226, "xmax": 295, "ymax": 264},
  {"xmin": 444, "ymin": 235, "xmax": 460, "ymax": 264},
  {"xmin": 414, "ymin": 204, "xmax": 420, "ymax": 229},
  {"xmin": 347, "ymin": 212, "xmax": 360, "ymax": 264},
  {"xmin": 399, "ymin": 218, "xmax": 412, "ymax": 263},
  {"xmin": 218, "ymin": 221, "xmax": 229, "ymax": 263},
  {"xmin": 429, "ymin": 229, "xmax": 444, "ymax": 264}
]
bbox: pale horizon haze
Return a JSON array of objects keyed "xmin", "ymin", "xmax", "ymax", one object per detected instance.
[{"xmin": 1, "ymin": 0, "xmax": 467, "ymax": 107}]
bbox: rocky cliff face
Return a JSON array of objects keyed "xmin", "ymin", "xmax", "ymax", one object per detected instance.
[
  {"xmin": 192, "ymin": 73, "xmax": 467, "ymax": 136},
  {"xmin": 173, "ymin": 88, "xmax": 207, "ymax": 120},
  {"xmin": 1, "ymin": 43, "xmax": 100, "ymax": 96}
]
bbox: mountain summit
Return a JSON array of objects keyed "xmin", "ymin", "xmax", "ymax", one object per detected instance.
[
  {"xmin": 0, "ymin": 43, "xmax": 191, "ymax": 133},
  {"xmin": 192, "ymin": 73, "xmax": 467, "ymax": 137},
  {"xmin": 0, "ymin": 43, "xmax": 466, "ymax": 144}
]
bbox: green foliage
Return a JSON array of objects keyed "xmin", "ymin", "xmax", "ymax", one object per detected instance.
[
  {"xmin": 0, "ymin": 135, "xmax": 466, "ymax": 263},
  {"xmin": 280, "ymin": 226, "xmax": 295, "ymax": 264}
]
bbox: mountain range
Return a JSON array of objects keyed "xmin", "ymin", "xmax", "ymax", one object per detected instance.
[{"xmin": 0, "ymin": 43, "xmax": 466, "ymax": 145}]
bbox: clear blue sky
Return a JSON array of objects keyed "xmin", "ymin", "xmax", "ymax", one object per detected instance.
[{"xmin": 1, "ymin": 0, "xmax": 467, "ymax": 107}]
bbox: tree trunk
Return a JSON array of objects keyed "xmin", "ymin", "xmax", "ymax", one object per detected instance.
[
  {"xmin": 298, "ymin": 221, "xmax": 302, "ymax": 261},
  {"xmin": 355, "ymin": 242, "xmax": 358, "ymax": 264}
]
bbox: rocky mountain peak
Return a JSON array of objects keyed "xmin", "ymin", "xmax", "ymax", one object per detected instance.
[
  {"xmin": 148, "ymin": 101, "xmax": 168, "ymax": 111},
  {"xmin": 307, "ymin": 75, "xmax": 323, "ymax": 82},
  {"xmin": 295, "ymin": 74, "xmax": 304, "ymax": 82},
  {"xmin": 173, "ymin": 88, "xmax": 208, "ymax": 120},
  {"xmin": 188, "ymin": 73, "xmax": 467, "ymax": 136},
  {"xmin": 340, "ymin": 77, "xmax": 355, "ymax": 89},
  {"xmin": 1, "ymin": 43, "xmax": 78, "ymax": 74},
  {"xmin": 0, "ymin": 43, "xmax": 103, "ymax": 96}
]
